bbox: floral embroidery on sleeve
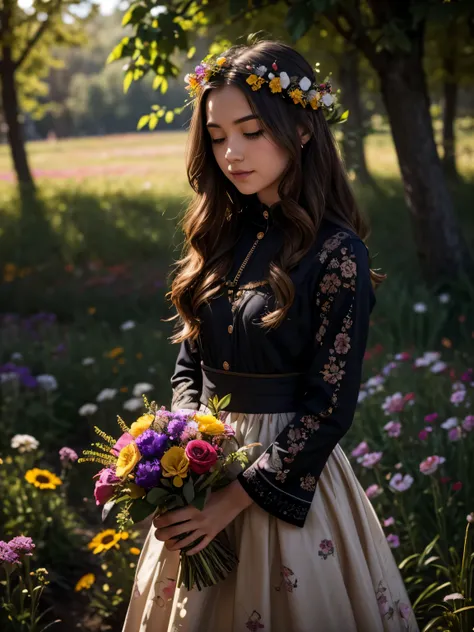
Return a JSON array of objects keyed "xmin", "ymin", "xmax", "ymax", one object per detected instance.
[
  {"xmin": 238, "ymin": 233, "xmax": 373, "ymax": 527},
  {"xmin": 245, "ymin": 610, "xmax": 265, "ymax": 630},
  {"xmin": 275, "ymin": 566, "xmax": 298, "ymax": 592}
]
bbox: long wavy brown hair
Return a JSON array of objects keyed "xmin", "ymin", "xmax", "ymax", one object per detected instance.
[{"xmin": 167, "ymin": 39, "xmax": 384, "ymax": 344}]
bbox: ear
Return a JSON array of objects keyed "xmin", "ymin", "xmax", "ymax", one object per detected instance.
[{"xmin": 297, "ymin": 125, "xmax": 311, "ymax": 147}]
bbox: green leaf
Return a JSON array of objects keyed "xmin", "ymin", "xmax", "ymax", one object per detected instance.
[
  {"xmin": 122, "ymin": 3, "xmax": 148, "ymax": 27},
  {"xmin": 149, "ymin": 113, "xmax": 159, "ymax": 130},
  {"xmin": 160, "ymin": 77, "xmax": 169, "ymax": 94},
  {"xmin": 123, "ymin": 70, "xmax": 134, "ymax": 94},
  {"xmin": 217, "ymin": 393, "xmax": 232, "ymax": 411},
  {"xmin": 182, "ymin": 478, "xmax": 195, "ymax": 504},
  {"xmin": 137, "ymin": 114, "xmax": 150, "ymax": 130},
  {"xmin": 129, "ymin": 499, "xmax": 154, "ymax": 524},
  {"xmin": 107, "ymin": 38, "xmax": 129, "ymax": 64},
  {"xmin": 146, "ymin": 487, "xmax": 170, "ymax": 505},
  {"xmin": 187, "ymin": 46, "xmax": 196, "ymax": 59},
  {"xmin": 340, "ymin": 109, "xmax": 349, "ymax": 121},
  {"xmin": 285, "ymin": 2, "xmax": 315, "ymax": 42},
  {"xmin": 164, "ymin": 110, "xmax": 174, "ymax": 124}
]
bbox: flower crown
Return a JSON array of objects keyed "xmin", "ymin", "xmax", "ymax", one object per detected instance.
[{"xmin": 184, "ymin": 55, "xmax": 335, "ymax": 112}]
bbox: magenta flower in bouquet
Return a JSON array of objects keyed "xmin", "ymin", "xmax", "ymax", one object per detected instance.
[{"xmin": 80, "ymin": 394, "xmax": 257, "ymax": 590}]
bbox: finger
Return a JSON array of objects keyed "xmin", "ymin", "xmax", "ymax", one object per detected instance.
[
  {"xmin": 154, "ymin": 520, "xmax": 198, "ymax": 542},
  {"xmin": 153, "ymin": 506, "xmax": 198, "ymax": 529},
  {"xmin": 186, "ymin": 534, "xmax": 213, "ymax": 556},
  {"xmin": 167, "ymin": 530, "xmax": 205, "ymax": 551}
]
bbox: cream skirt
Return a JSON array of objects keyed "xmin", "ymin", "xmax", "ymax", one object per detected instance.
[{"xmin": 122, "ymin": 406, "xmax": 419, "ymax": 632}]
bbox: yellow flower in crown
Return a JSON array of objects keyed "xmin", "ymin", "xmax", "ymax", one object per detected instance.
[
  {"xmin": 269, "ymin": 77, "xmax": 282, "ymax": 93},
  {"xmin": 161, "ymin": 447, "xmax": 189, "ymax": 487},
  {"xmin": 288, "ymin": 88, "xmax": 304, "ymax": 105},
  {"xmin": 216, "ymin": 56, "xmax": 227, "ymax": 66},
  {"xmin": 195, "ymin": 413, "xmax": 225, "ymax": 436},
  {"xmin": 246, "ymin": 74, "xmax": 265, "ymax": 91},
  {"xmin": 130, "ymin": 413, "xmax": 154, "ymax": 438},
  {"xmin": 116, "ymin": 442, "xmax": 141, "ymax": 478}
]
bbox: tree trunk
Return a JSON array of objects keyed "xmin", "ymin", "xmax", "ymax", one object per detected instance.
[
  {"xmin": 0, "ymin": 43, "xmax": 36, "ymax": 191},
  {"xmin": 378, "ymin": 29, "xmax": 469, "ymax": 285},
  {"xmin": 338, "ymin": 44, "xmax": 374, "ymax": 187},
  {"xmin": 441, "ymin": 24, "xmax": 459, "ymax": 182}
]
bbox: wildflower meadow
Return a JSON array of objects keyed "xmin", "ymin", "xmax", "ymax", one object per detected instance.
[{"xmin": 1, "ymin": 129, "xmax": 474, "ymax": 630}]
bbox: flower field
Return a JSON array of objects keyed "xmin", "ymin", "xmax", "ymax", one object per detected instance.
[{"xmin": 1, "ymin": 130, "xmax": 474, "ymax": 631}]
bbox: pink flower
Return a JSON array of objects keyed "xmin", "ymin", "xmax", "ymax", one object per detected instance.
[
  {"xmin": 112, "ymin": 432, "xmax": 134, "ymax": 457},
  {"xmin": 384, "ymin": 421, "xmax": 402, "ymax": 438},
  {"xmin": 382, "ymin": 392, "xmax": 406, "ymax": 415},
  {"xmin": 59, "ymin": 447, "xmax": 78, "ymax": 464},
  {"xmin": 93, "ymin": 467, "xmax": 120, "ymax": 506},
  {"xmin": 467, "ymin": 512, "xmax": 474, "ymax": 523},
  {"xmin": 8, "ymin": 536, "xmax": 35, "ymax": 556},
  {"xmin": 418, "ymin": 428, "xmax": 430, "ymax": 441},
  {"xmin": 386, "ymin": 533, "xmax": 400, "ymax": 548},
  {"xmin": 450, "ymin": 390, "xmax": 466, "ymax": 405},
  {"xmin": 419, "ymin": 455, "xmax": 446, "ymax": 475},
  {"xmin": 395, "ymin": 352, "xmax": 411, "ymax": 361},
  {"xmin": 462, "ymin": 415, "xmax": 474, "ymax": 432},
  {"xmin": 334, "ymin": 332, "xmax": 351, "ymax": 354},
  {"xmin": 351, "ymin": 441, "xmax": 369, "ymax": 458},
  {"xmin": 162, "ymin": 578, "xmax": 176, "ymax": 600},
  {"xmin": 365, "ymin": 484, "xmax": 383, "ymax": 499},
  {"xmin": 452, "ymin": 481, "xmax": 463, "ymax": 492},
  {"xmin": 448, "ymin": 426, "xmax": 462, "ymax": 442},
  {"xmin": 383, "ymin": 516, "xmax": 395, "ymax": 527},
  {"xmin": 424, "ymin": 413, "xmax": 438, "ymax": 423},
  {"xmin": 443, "ymin": 593, "xmax": 464, "ymax": 602},
  {"xmin": 361, "ymin": 452, "xmax": 383, "ymax": 468},
  {"xmin": 389, "ymin": 473, "xmax": 414, "ymax": 492}
]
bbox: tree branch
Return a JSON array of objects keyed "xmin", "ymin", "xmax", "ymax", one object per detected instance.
[{"xmin": 15, "ymin": 0, "xmax": 62, "ymax": 70}]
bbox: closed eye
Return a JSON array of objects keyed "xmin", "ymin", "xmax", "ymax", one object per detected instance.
[{"xmin": 210, "ymin": 130, "xmax": 264, "ymax": 145}]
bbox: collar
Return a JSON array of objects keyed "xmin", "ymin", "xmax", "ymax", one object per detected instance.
[{"xmin": 241, "ymin": 196, "xmax": 277, "ymax": 229}]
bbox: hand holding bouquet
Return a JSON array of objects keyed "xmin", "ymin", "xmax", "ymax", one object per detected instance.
[{"xmin": 80, "ymin": 394, "xmax": 258, "ymax": 590}]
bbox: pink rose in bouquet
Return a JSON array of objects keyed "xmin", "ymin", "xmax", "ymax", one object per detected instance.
[
  {"xmin": 185, "ymin": 439, "xmax": 218, "ymax": 474},
  {"xmin": 94, "ymin": 467, "xmax": 120, "ymax": 506}
]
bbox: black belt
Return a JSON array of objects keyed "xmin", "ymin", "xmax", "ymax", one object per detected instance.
[{"xmin": 200, "ymin": 362, "xmax": 304, "ymax": 414}]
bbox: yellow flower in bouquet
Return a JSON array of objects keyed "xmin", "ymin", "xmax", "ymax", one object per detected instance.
[
  {"xmin": 195, "ymin": 413, "xmax": 225, "ymax": 435},
  {"xmin": 116, "ymin": 442, "xmax": 141, "ymax": 478},
  {"xmin": 161, "ymin": 447, "xmax": 189, "ymax": 487},
  {"xmin": 130, "ymin": 413, "xmax": 154, "ymax": 437}
]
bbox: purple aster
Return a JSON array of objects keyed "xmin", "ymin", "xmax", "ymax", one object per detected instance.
[
  {"xmin": 8, "ymin": 536, "xmax": 35, "ymax": 556},
  {"xmin": 135, "ymin": 430, "xmax": 168, "ymax": 459},
  {"xmin": 0, "ymin": 541, "xmax": 20, "ymax": 564},
  {"xmin": 59, "ymin": 447, "xmax": 78, "ymax": 464},
  {"xmin": 167, "ymin": 416, "xmax": 187, "ymax": 439},
  {"xmin": 134, "ymin": 459, "xmax": 161, "ymax": 490}
]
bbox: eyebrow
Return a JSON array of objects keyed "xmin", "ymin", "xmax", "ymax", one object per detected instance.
[{"xmin": 206, "ymin": 114, "xmax": 260, "ymax": 128}]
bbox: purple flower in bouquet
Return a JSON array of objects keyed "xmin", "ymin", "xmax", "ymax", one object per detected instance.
[
  {"xmin": 59, "ymin": 447, "xmax": 78, "ymax": 465},
  {"xmin": 8, "ymin": 536, "xmax": 35, "ymax": 556},
  {"xmin": 112, "ymin": 432, "xmax": 134, "ymax": 457},
  {"xmin": 180, "ymin": 421, "xmax": 199, "ymax": 442},
  {"xmin": 136, "ymin": 429, "xmax": 168, "ymax": 459},
  {"xmin": 0, "ymin": 541, "xmax": 19, "ymax": 564},
  {"xmin": 135, "ymin": 459, "xmax": 161, "ymax": 489},
  {"xmin": 94, "ymin": 467, "xmax": 120, "ymax": 506},
  {"xmin": 167, "ymin": 416, "xmax": 187, "ymax": 440}
]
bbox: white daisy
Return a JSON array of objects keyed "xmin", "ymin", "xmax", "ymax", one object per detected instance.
[{"xmin": 78, "ymin": 403, "xmax": 99, "ymax": 416}]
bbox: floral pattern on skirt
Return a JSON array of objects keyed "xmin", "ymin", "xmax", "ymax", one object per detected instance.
[{"xmin": 122, "ymin": 406, "xmax": 419, "ymax": 632}]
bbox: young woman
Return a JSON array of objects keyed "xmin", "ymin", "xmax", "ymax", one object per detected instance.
[{"xmin": 123, "ymin": 40, "xmax": 418, "ymax": 632}]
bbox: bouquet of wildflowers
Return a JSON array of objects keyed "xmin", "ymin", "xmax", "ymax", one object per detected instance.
[{"xmin": 80, "ymin": 394, "xmax": 256, "ymax": 590}]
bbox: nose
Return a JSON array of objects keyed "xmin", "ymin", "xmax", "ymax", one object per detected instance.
[{"xmin": 225, "ymin": 137, "xmax": 244, "ymax": 163}]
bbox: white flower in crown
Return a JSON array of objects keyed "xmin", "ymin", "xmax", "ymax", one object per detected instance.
[
  {"xmin": 279, "ymin": 71, "xmax": 290, "ymax": 89},
  {"xmin": 268, "ymin": 72, "xmax": 275, "ymax": 80},
  {"xmin": 255, "ymin": 65, "xmax": 267, "ymax": 77},
  {"xmin": 307, "ymin": 89, "xmax": 319, "ymax": 102},
  {"xmin": 321, "ymin": 93, "xmax": 334, "ymax": 107},
  {"xmin": 184, "ymin": 73, "xmax": 191, "ymax": 84},
  {"xmin": 299, "ymin": 76, "xmax": 312, "ymax": 92}
]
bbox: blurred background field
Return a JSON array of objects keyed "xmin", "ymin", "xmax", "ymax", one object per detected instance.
[{"xmin": 1, "ymin": 1, "xmax": 474, "ymax": 630}]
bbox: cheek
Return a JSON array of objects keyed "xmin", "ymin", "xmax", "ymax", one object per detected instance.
[{"xmin": 257, "ymin": 138, "xmax": 289, "ymax": 175}]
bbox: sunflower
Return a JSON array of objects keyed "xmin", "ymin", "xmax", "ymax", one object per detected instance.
[
  {"xmin": 25, "ymin": 468, "xmax": 62, "ymax": 490},
  {"xmin": 75, "ymin": 573, "xmax": 95, "ymax": 592},
  {"xmin": 88, "ymin": 529, "xmax": 129, "ymax": 555}
]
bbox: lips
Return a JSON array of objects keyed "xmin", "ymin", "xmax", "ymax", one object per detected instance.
[{"xmin": 229, "ymin": 170, "xmax": 254, "ymax": 178}]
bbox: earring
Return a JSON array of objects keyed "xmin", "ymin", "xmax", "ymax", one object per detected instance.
[
  {"xmin": 301, "ymin": 143, "xmax": 304, "ymax": 149},
  {"xmin": 225, "ymin": 206, "xmax": 232, "ymax": 222}
]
